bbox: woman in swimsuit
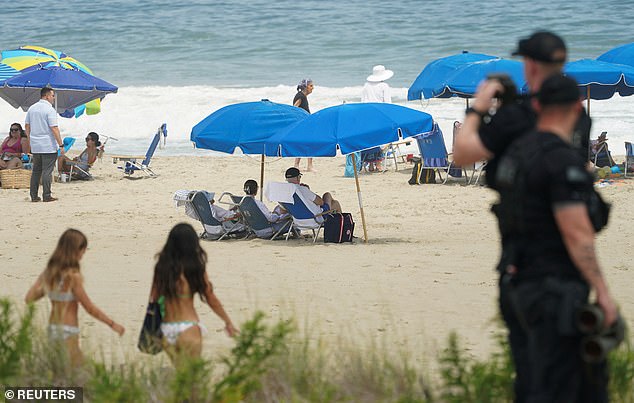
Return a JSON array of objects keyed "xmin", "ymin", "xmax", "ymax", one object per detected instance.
[
  {"xmin": 25, "ymin": 229, "xmax": 125, "ymax": 367},
  {"xmin": 150, "ymin": 223, "xmax": 238, "ymax": 366},
  {"xmin": 57, "ymin": 132, "xmax": 102, "ymax": 178},
  {"xmin": 0, "ymin": 123, "xmax": 28, "ymax": 170}
]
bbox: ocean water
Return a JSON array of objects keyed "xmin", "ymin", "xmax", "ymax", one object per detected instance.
[{"xmin": 1, "ymin": 0, "xmax": 632, "ymax": 155}]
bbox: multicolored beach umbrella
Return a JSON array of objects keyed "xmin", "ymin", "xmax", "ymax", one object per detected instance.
[
  {"xmin": 0, "ymin": 46, "xmax": 107, "ymax": 117},
  {"xmin": 0, "ymin": 62, "xmax": 19, "ymax": 82}
]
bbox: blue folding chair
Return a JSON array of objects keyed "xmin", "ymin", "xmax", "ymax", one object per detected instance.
[
  {"xmin": 223, "ymin": 194, "xmax": 293, "ymax": 239},
  {"xmin": 189, "ymin": 191, "xmax": 245, "ymax": 240},
  {"xmin": 415, "ymin": 122, "xmax": 463, "ymax": 184},
  {"xmin": 117, "ymin": 123, "xmax": 167, "ymax": 177}
]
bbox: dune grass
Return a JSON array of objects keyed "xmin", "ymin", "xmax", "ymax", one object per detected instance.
[{"xmin": 1, "ymin": 297, "xmax": 632, "ymax": 402}]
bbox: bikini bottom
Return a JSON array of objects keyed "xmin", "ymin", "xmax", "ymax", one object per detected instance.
[
  {"xmin": 48, "ymin": 324, "xmax": 80, "ymax": 341},
  {"xmin": 160, "ymin": 321, "xmax": 207, "ymax": 345}
]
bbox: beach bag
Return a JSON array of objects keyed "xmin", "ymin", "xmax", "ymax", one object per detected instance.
[
  {"xmin": 137, "ymin": 302, "xmax": 163, "ymax": 354},
  {"xmin": 344, "ymin": 152, "xmax": 362, "ymax": 177},
  {"xmin": 408, "ymin": 157, "xmax": 436, "ymax": 184},
  {"xmin": 408, "ymin": 157, "xmax": 422, "ymax": 185},
  {"xmin": 324, "ymin": 213, "xmax": 355, "ymax": 243}
]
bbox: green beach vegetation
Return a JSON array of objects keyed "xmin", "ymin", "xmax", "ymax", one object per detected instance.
[{"xmin": 2, "ymin": 297, "xmax": 633, "ymax": 402}]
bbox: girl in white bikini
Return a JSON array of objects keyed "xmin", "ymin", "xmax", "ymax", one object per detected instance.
[
  {"xmin": 25, "ymin": 229, "xmax": 125, "ymax": 367},
  {"xmin": 150, "ymin": 223, "xmax": 238, "ymax": 365}
]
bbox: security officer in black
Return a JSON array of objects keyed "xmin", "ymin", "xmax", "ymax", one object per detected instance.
[
  {"xmin": 454, "ymin": 31, "xmax": 591, "ymax": 187},
  {"xmin": 495, "ymin": 74, "xmax": 617, "ymax": 402}
]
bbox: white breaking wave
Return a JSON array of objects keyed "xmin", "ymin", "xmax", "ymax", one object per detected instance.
[{"xmin": 1, "ymin": 85, "xmax": 632, "ymax": 156}]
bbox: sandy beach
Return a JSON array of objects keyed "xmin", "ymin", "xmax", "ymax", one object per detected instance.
[{"xmin": 1, "ymin": 153, "xmax": 632, "ymax": 368}]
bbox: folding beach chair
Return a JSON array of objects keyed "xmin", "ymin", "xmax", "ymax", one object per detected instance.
[
  {"xmin": 414, "ymin": 122, "xmax": 464, "ymax": 184},
  {"xmin": 184, "ymin": 191, "xmax": 246, "ymax": 240},
  {"xmin": 450, "ymin": 121, "xmax": 486, "ymax": 185},
  {"xmin": 220, "ymin": 193, "xmax": 293, "ymax": 239},
  {"xmin": 116, "ymin": 123, "xmax": 167, "ymax": 177},
  {"xmin": 625, "ymin": 141, "xmax": 634, "ymax": 177},
  {"xmin": 265, "ymin": 182, "xmax": 333, "ymax": 243}
]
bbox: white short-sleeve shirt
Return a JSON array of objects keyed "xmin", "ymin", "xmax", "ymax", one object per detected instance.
[
  {"xmin": 25, "ymin": 99, "xmax": 58, "ymax": 153},
  {"xmin": 361, "ymin": 81, "xmax": 391, "ymax": 103}
]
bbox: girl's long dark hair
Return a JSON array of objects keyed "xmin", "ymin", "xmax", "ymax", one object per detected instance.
[{"xmin": 153, "ymin": 223, "xmax": 208, "ymax": 299}]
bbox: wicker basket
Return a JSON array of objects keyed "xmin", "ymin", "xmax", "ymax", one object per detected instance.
[{"xmin": 0, "ymin": 169, "xmax": 32, "ymax": 189}]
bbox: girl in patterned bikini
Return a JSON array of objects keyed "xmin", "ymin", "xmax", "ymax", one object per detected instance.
[{"xmin": 25, "ymin": 229, "xmax": 125, "ymax": 367}]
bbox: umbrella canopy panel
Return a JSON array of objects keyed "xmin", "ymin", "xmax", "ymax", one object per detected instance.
[
  {"xmin": 191, "ymin": 100, "xmax": 309, "ymax": 154},
  {"xmin": 1, "ymin": 46, "xmax": 93, "ymax": 74},
  {"xmin": 442, "ymin": 58, "xmax": 526, "ymax": 97},
  {"xmin": 597, "ymin": 43, "xmax": 634, "ymax": 68},
  {"xmin": 408, "ymin": 52, "xmax": 497, "ymax": 100},
  {"xmin": 0, "ymin": 66, "xmax": 118, "ymax": 113},
  {"xmin": 265, "ymin": 103, "xmax": 434, "ymax": 157},
  {"xmin": 564, "ymin": 59, "xmax": 634, "ymax": 100}
]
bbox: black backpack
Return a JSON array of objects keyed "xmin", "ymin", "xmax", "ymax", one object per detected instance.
[{"xmin": 408, "ymin": 157, "xmax": 436, "ymax": 185}]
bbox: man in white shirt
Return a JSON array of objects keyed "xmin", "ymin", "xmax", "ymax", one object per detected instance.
[
  {"xmin": 285, "ymin": 167, "xmax": 342, "ymax": 213},
  {"xmin": 25, "ymin": 87, "xmax": 64, "ymax": 202}
]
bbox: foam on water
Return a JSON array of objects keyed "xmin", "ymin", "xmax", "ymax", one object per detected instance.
[{"xmin": 1, "ymin": 85, "xmax": 632, "ymax": 156}]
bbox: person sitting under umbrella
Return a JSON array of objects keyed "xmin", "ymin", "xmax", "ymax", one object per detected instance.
[
  {"xmin": 590, "ymin": 131, "xmax": 616, "ymax": 167},
  {"xmin": 284, "ymin": 167, "xmax": 342, "ymax": 212}
]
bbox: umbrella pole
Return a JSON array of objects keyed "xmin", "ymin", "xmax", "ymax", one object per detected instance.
[
  {"xmin": 351, "ymin": 153, "xmax": 368, "ymax": 243},
  {"xmin": 259, "ymin": 154, "xmax": 265, "ymax": 201},
  {"xmin": 586, "ymin": 87, "xmax": 590, "ymax": 115}
]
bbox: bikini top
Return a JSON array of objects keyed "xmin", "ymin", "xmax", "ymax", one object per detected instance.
[
  {"xmin": 48, "ymin": 278, "xmax": 75, "ymax": 302},
  {"xmin": 1, "ymin": 138, "xmax": 21, "ymax": 154}
]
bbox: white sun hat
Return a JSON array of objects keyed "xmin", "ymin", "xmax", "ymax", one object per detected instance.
[{"xmin": 367, "ymin": 65, "xmax": 394, "ymax": 82}]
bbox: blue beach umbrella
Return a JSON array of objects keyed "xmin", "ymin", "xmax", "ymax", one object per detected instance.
[
  {"xmin": 265, "ymin": 103, "xmax": 434, "ymax": 157},
  {"xmin": 191, "ymin": 100, "xmax": 309, "ymax": 154},
  {"xmin": 408, "ymin": 52, "xmax": 497, "ymax": 101},
  {"xmin": 597, "ymin": 43, "xmax": 634, "ymax": 68},
  {"xmin": 0, "ymin": 65, "xmax": 118, "ymax": 114},
  {"xmin": 191, "ymin": 100, "xmax": 309, "ymax": 198},
  {"xmin": 443, "ymin": 58, "xmax": 526, "ymax": 97},
  {"xmin": 264, "ymin": 102, "xmax": 434, "ymax": 242},
  {"xmin": 563, "ymin": 58, "xmax": 634, "ymax": 113}
]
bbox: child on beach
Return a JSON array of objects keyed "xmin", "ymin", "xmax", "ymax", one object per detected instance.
[
  {"xmin": 149, "ymin": 223, "xmax": 238, "ymax": 365},
  {"xmin": 25, "ymin": 229, "xmax": 125, "ymax": 367}
]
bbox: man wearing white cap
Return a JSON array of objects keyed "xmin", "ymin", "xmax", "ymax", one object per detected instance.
[{"xmin": 360, "ymin": 65, "xmax": 394, "ymax": 172}]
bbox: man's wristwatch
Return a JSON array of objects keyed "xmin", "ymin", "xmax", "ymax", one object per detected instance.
[{"xmin": 465, "ymin": 107, "xmax": 488, "ymax": 118}]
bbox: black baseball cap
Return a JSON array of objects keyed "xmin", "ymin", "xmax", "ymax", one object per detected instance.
[
  {"xmin": 512, "ymin": 31, "xmax": 567, "ymax": 63},
  {"xmin": 537, "ymin": 74, "xmax": 580, "ymax": 106},
  {"xmin": 285, "ymin": 167, "xmax": 301, "ymax": 178}
]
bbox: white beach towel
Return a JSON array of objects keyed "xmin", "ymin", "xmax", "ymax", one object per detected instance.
[
  {"xmin": 173, "ymin": 190, "xmax": 214, "ymax": 220},
  {"xmin": 264, "ymin": 182, "xmax": 295, "ymax": 203}
]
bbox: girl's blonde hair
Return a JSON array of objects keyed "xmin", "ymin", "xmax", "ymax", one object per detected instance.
[{"xmin": 43, "ymin": 229, "xmax": 88, "ymax": 289}]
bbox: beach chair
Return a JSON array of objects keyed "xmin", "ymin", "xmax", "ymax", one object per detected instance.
[
  {"xmin": 450, "ymin": 121, "xmax": 486, "ymax": 185},
  {"xmin": 219, "ymin": 193, "xmax": 294, "ymax": 239},
  {"xmin": 265, "ymin": 182, "xmax": 333, "ymax": 242},
  {"xmin": 116, "ymin": 123, "xmax": 167, "ymax": 177},
  {"xmin": 187, "ymin": 191, "xmax": 245, "ymax": 240},
  {"xmin": 625, "ymin": 141, "xmax": 633, "ymax": 177},
  {"xmin": 414, "ymin": 122, "xmax": 464, "ymax": 184}
]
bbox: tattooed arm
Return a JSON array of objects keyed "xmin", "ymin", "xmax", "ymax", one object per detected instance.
[{"xmin": 554, "ymin": 203, "xmax": 617, "ymax": 327}]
